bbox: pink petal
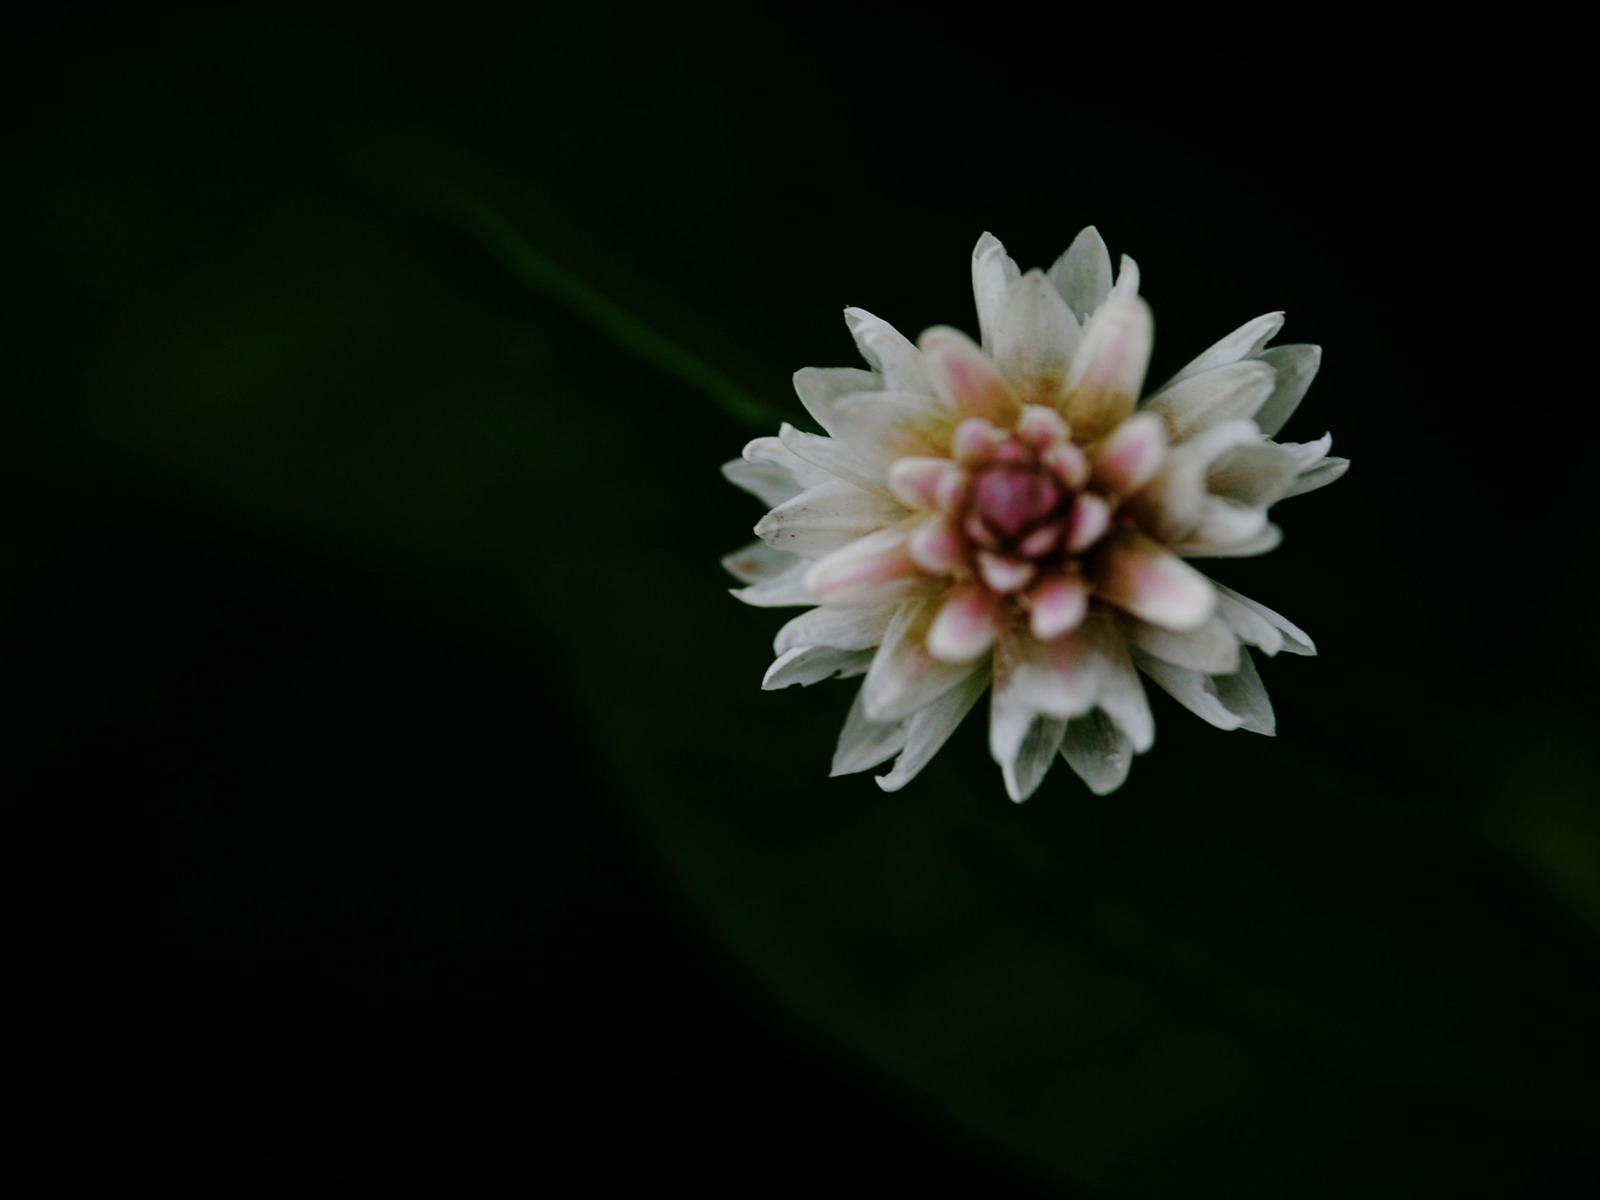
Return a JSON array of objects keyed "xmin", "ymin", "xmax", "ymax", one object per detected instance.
[
  {"xmin": 1065, "ymin": 492, "xmax": 1113, "ymax": 552},
  {"xmin": 927, "ymin": 585, "xmax": 1003, "ymax": 663},
  {"xmin": 952, "ymin": 417, "xmax": 1008, "ymax": 465},
  {"xmin": 1017, "ymin": 520, "xmax": 1064, "ymax": 559},
  {"xmin": 907, "ymin": 517, "xmax": 965, "ymax": 575},
  {"xmin": 887, "ymin": 457, "xmax": 966, "ymax": 511},
  {"xmin": 934, "ymin": 467, "xmax": 969, "ymax": 513},
  {"xmin": 994, "ymin": 620, "xmax": 1104, "ymax": 721},
  {"xmin": 1092, "ymin": 411, "xmax": 1167, "ymax": 494},
  {"xmin": 977, "ymin": 551, "xmax": 1037, "ymax": 594},
  {"xmin": 987, "ymin": 440, "xmax": 1030, "ymax": 466},
  {"xmin": 919, "ymin": 326, "xmax": 1018, "ymax": 424},
  {"xmin": 805, "ymin": 530, "xmax": 924, "ymax": 605},
  {"xmin": 1094, "ymin": 529, "xmax": 1216, "ymax": 631},
  {"xmin": 1026, "ymin": 572, "xmax": 1090, "ymax": 640},
  {"xmin": 1015, "ymin": 403, "xmax": 1070, "ymax": 449},
  {"xmin": 862, "ymin": 598, "xmax": 982, "ymax": 721},
  {"xmin": 964, "ymin": 509, "xmax": 1002, "ymax": 550},
  {"xmin": 1061, "ymin": 291, "xmax": 1152, "ymax": 442},
  {"xmin": 1039, "ymin": 440, "xmax": 1089, "ymax": 488}
]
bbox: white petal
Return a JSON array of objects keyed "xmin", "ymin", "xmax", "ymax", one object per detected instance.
[
  {"xmin": 1182, "ymin": 417, "xmax": 1268, "ymax": 466},
  {"xmin": 927, "ymin": 584, "xmax": 1002, "ymax": 663},
  {"xmin": 1047, "ymin": 226, "xmax": 1115, "ymax": 323},
  {"xmin": 828, "ymin": 390, "xmax": 955, "ymax": 469},
  {"xmin": 1089, "ymin": 621, "xmax": 1155, "ymax": 753},
  {"xmin": 1060, "ymin": 709, "xmax": 1134, "ymax": 795},
  {"xmin": 1134, "ymin": 653, "xmax": 1245, "ymax": 731},
  {"xmin": 997, "ymin": 712, "xmax": 1069, "ymax": 803},
  {"xmin": 1140, "ymin": 360, "xmax": 1276, "ymax": 443},
  {"xmin": 725, "ymin": 434, "xmax": 834, "ymax": 506},
  {"xmin": 1168, "ymin": 498, "xmax": 1270, "ymax": 555},
  {"xmin": 1279, "ymin": 432, "xmax": 1333, "ymax": 471},
  {"xmin": 862, "ymin": 598, "xmax": 982, "ymax": 722},
  {"xmin": 919, "ymin": 326, "xmax": 1017, "ymax": 424},
  {"xmin": 731, "ymin": 559, "xmax": 816, "ymax": 607},
  {"xmin": 1206, "ymin": 440, "xmax": 1302, "ymax": 507},
  {"xmin": 994, "ymin": 622, "xmax": 1105, "ymax": 720},
  {"xmin": 774, "ymin": 603, "xmax": 898, "ymax": 655},
  {"xmin": 1094, "ymin": 529, "xmax": 1217, "ymax": 631},
  {"xmin": 831, "ymin": 684, "xmax": 909, "ymax": 775},
  {"xmin": 1136, "ymin": 648, "xmax": 1275, "ymax": 735},
  {"xmin": 994, "ymin": 270, "xmax": 1080, "ymax": 407},
  {"xmin": 845, "ymin": 307, "xmax": 931, "ymax": 396},
  {"xmin": 1060, "ymin": 289, "xmax": 1153, "ymax": 442},
  {"xmin": 1212, "ymin": 582, "xmax": 1315, "ymax": 656},
  {"xmin": 1127, "ymin": 419, "xmax": 1268, "ymax": 544},
  {"xmin": 1125, "ymin": 469, "xmax": 1204, "ymax": 546},
  {"xmin": 1163, "ymin": 312, "xmax": 1284, "ymax": 386},
  {"xmin": 805, "ymin": 525, "xmax": 928, "ymax": 606},
  {"xmin": 721, "ymin": 539, "xmax": 797, "ymax": 584},
  {"xmin": 1216, "ymin": 650, "xmax": 1275, "ymax": 735},
  {"xmin": 755, "ymin": 479, "xmax": 909, "ymax": 558},
  {"xmin": 742, "ymin": 433, "xmax": 836, "ymax": 487},
  {"xmin": 1281, "ymin": 457, "xmax": 1350, "ymax": 498},
  {"xmin": 989, "ymin": 638, "xmax": 1075, "ymax": 803},
  {"xmin": 777, "ymin": 422, "xmax": 895, "ymax": 498},
  {"xmin": 1110, "ymin": 254, "xmax": 1141, "ymax": 300},
  {"xmin": 1091, "ymin": 411, "xmax": 1167, "ymax": 494},
  {"xmin": 764, "ymin": 646, "xmax": 874, "ymax": 689},
  {"xmin": 1211, "ymin": 590, "xmax": 1279, "ymax": 656},
  {"xmin": 1177, "ymin": 522, "xmax": 1283, "ymax": 558},
  {"xmin": 971, "ymin": 232, "xmax": 1021, "ymax": 354},
  {"xmin": 793, "ymin": 366, "xmax": 879, "ymax": 436},
  {"xmin": 722, "ymin": 456, "xmax": 799, "ymax": 507},
  {"xmin": 875, "ymin": 666, "xmax": 989, "ymax": 792},
  {"xmin": 1124, "ymin": 613, "xmax": 1241, "ymax": 674},
  {"xmin": 1253, "ymin": 344, "xmax": 1322, "ymax": 437}
]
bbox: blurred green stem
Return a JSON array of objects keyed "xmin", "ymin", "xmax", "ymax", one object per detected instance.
[{"xmin": 429, "ymin": 187, "xmax": 776, "ymax": 430}]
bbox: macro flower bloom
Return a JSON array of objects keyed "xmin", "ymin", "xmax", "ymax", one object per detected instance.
[{"xmin": 722, "ymin": 230, "xmax": 1346, "ymax": 799}]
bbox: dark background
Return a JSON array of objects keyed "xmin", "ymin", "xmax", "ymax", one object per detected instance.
[{"xmin": 7, "ymin": 7, "xmax": 1597, "ymax": 1196}]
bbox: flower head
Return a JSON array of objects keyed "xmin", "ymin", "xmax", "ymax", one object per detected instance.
[{"xmin": 722, "ymin": 230, "xmax": 1347, "ymax": 799}]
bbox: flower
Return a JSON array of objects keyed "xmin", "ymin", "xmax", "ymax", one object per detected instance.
[{"xmin": 722, "ymin": 230, "xmax": 1347, "ymax": 800}]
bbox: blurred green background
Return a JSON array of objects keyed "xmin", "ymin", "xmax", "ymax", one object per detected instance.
[{"xmin": 7, "ymin": 7, "xmax": 1597, "ymax": 1196}]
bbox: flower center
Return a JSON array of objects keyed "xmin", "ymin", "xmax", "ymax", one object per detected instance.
[
  {"xmin": 970, "ymin": 465, "xmax": 1065, "ymax": 546},
  {"xmin": 934, "ymin": 409, "xmax": 1115, "ymax": 599}
]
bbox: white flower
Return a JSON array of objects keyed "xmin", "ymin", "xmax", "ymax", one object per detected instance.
[{"xmin": 722, "ymin": 230, "xmax": 1347, "ymax": 800}]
